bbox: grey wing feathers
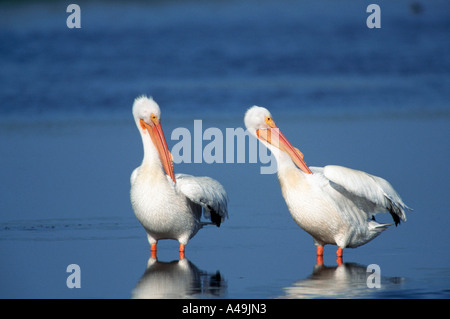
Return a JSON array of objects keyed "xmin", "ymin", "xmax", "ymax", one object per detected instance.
[
  {"xmin": 175, "ymin": 174, "xmax": 228, "ymax": 227},
  {"xmin": 323, "ymin": 165, "xmax": 411, "ymax": 226}
]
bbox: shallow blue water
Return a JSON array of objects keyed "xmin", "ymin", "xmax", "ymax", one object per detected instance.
[
  {"xmin": 1, "ymin": 0, "xmax": 449, "ymax": 119},
  {"xmin": 0, "ymin": 0, "xmax": 449, "ymax": 299}
]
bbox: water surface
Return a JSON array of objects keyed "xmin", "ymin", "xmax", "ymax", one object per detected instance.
[{"xmin": 0, "ymin": 0, "xmax": 449, "ymax": 299}]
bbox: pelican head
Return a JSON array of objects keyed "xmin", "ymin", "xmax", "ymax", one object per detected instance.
[
  {"xmin": 133, "ymin": 95, "xmax": 161, "ymax": 126},
  {"xmin": 244, "ymin": 106, "xmax": 274, "ymax": 137},
  {"xmin": 244, "ymin": 105, "xmax": 312, "ymax": 174},
  {"xmin": 133, "ymin": 96, "xmax": 176, "ymax": 182}
]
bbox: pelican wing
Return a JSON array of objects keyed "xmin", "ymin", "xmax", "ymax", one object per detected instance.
[
  {"xmin": 175, "ymin": 174, "xmax": 228, "ymax": 227},
  {"xmin": 323, "ymin": 165, "xmax": 411, "ymax": 225}
]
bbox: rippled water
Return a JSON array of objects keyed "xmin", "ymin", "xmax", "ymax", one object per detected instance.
[{"xmin": 1, "ymin": 0, "xmax": 449, "ymax": 299}]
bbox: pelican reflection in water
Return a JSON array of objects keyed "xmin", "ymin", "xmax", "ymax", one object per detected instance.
[
  {"xmin": 280, "ymin": 262, "xmax": 403, "ymax": 299},
  {"xmin": 132, "ymin": 257, "xmax": 227, "ymax": 299}
]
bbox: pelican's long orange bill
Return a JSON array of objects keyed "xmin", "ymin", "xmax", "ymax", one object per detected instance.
[
  {"xmin": 141, "ymin": 119, "xmax": 176, "ymax": 183},
  {"xmin": 257, "ymin": 127, "xmax": 312, "ymax": 174}
]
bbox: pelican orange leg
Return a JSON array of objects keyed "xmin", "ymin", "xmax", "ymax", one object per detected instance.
[
  {"xmin": 179, "ymin": 243, "xmax": 185, "ymax": 259},
  {"xmin": 150, "ymin": 243, "xmax": 157, "ymax": 258},
  {"xmin": 336, "ymin": 247, "xmax": 343, "ymax": 266},
  {"xmin": 315, "ymin": 245, "xmax": 324, "ymax": 265},
  {"xmin": 316, "ymin": 245, "xmax": 324, "ymax": 256}
]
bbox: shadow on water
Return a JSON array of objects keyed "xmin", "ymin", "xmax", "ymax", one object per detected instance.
[
  {"xmin": 279, "ymin": 260, "xmax": 404, "ymax": 299},
  {"xmin": 0, "ymin": 217, "xmax": 140, "ymax": 241},
  {"xmin": 132, "ymin": 257, "xmax": 227, "ymax": 299}
]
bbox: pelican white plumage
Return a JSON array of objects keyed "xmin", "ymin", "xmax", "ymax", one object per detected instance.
[
  {"xmin": 244, "ymin": 106, "xmax": 411, "ymax": 262},
  {"xmin": 130, "ymin": 96, "xmax": 228, "ymax": 257}
]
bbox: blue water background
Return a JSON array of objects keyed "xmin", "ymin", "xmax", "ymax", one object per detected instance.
[
  {"xmin": 0, "ymin": 0, "xmax": 449, "ymax": 298},
  {"xmin": 1, "ymin": 0, "xmax": 449, "ymax": 120}
]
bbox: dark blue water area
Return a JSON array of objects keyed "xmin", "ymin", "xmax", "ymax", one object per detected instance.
[
  {"xmin": 0, "ymin": 0, "xmax": 449, "ymax": 120},
  {"xmin": 0, "ymin": 0, "xmax": 450, "ymax": 299}
]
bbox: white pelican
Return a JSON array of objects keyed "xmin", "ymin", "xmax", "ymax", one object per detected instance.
[
  {"xmin": 130, "ymin": 96, "xmax": 228, "ymax": 257},
  {"xmin": 244, "ymin": 106, "xmax": 411, "ymax": 261}
]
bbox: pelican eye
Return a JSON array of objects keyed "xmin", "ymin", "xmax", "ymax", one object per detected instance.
[
  {"xmin": 265, "ymin": 116, "xmax": 274, "ymax": 127},
  {"xmin": 150, "ymin": 113, "xmax": 159, "ymax": 125}
]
